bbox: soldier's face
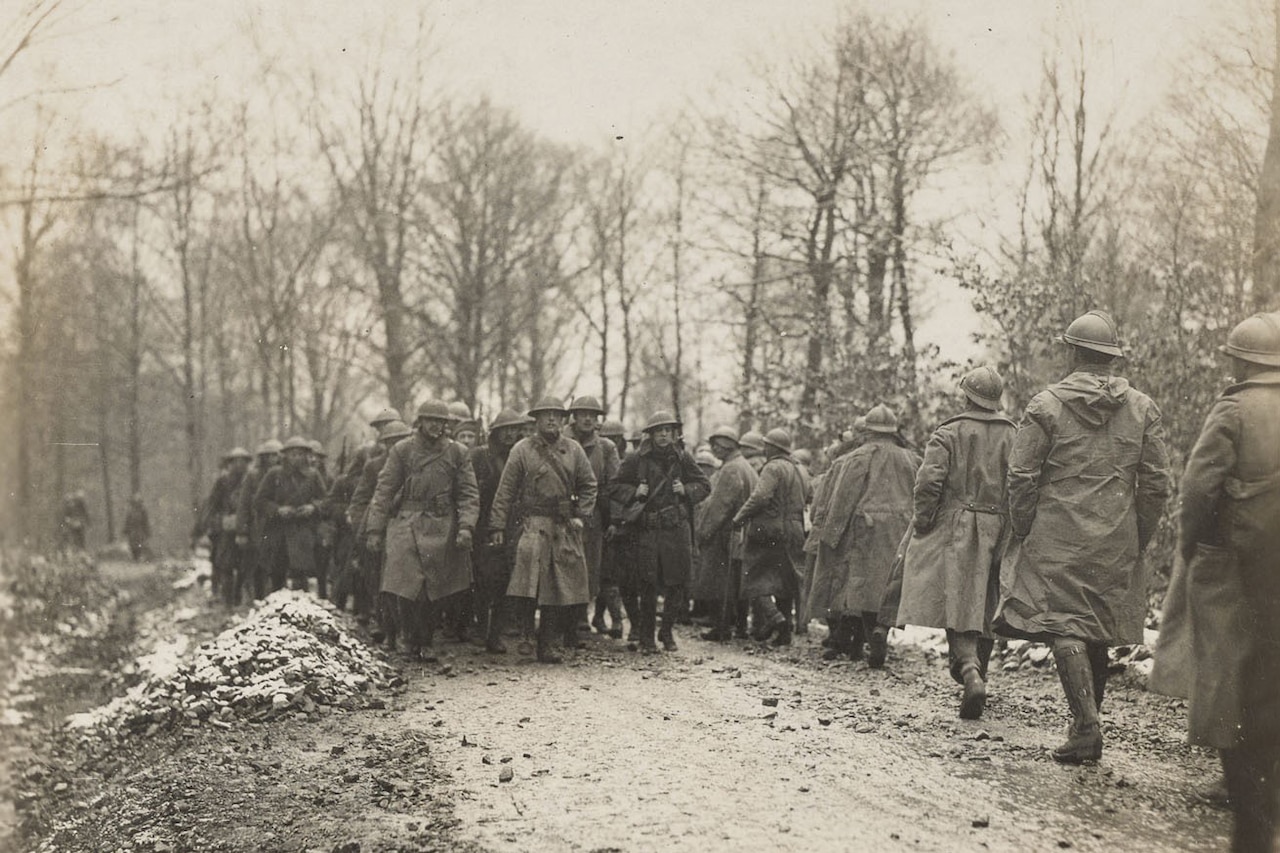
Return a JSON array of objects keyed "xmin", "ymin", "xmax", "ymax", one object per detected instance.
[
  {"xmin": 651, "ymin": 426, "xmax": 675, "ymax": 448},
  {"xmin": 535, "ymin": 412, "xmax": 565, "ymax": 439},
  {"xmin": 230, "ymin": 458, "xmax": 250, "ymax": 476},
  {"xmin": 418, "ymin": 417, "xmax": 448, "ymax": 440},
  {"xmin": 571, "ymin": 411, "xmax": 600, "ymax": 433},
  {"xmin": 494, "ymin": 426, "xmax": 522, "ymax": 448},
  {"xmin": 283, "ymin": 448, "xmax": 308, "ymax": 468},
  {"xmin": 455, "ymin": 429, "xmax": 477, "ymax": 447},
  {"xmin": 710, "ymin": 438, "xmax": 736, "ymax": 461}
]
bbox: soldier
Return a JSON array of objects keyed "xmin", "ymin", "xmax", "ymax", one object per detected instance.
[
  {"xmin": 59, "ymin": 490, "xmax": 91, "ymax": 551},
  {"xmin": 611, "ymin": 410, "xmax": 711, "ymax": 653},
  {"xmin": 235, "ymin": 440, "xmax": 282, "ymax": 602},
  {"xmin": 996, "ymin": 310, "xmax": 1170, "ymax": 765},
  {"xmin": 694, "ymin": 426, "xmax": 758, "ymax": 642},
  {"xmin": 351, "ymin": 420, "xmax": 413, "ymax": 645},
  {"xmin": 470, "ymin": 409, "xmax": 527, "ymax": 652},
  {"xmin": 1167, "ymin": 312, "xmax": 1280, "ymax": 849},
  {"xmin": 364, "ymin": 401, "xmax": 479, "ymax": 662},
  {"xmin": 600, "ymin": 420, "xmax": 628, "ymax": 459},
  {"xmin": 739, "ymin": 431, "xmax": 766, "ymax": 474},
  {"xmin": 808, "ymin": 405, "xmax": 920, "ymax": 664},
  {"xmin": 327, "ymin": 447, "xmax": 369, "ymax": 615},
  {"xmin": 565, "ymin": 395, "xmax": 622, "ymax": 639},
  {"xmin": 123, "ymin": 494, "xmax": 151, "ymax": 562},
  {"xmin": 732, "ymin": 429, "xmax": 808, "ymax": 646},
  {"xmin": 454, "ymin": 418, "xmax": 481, "ymax": 450},
  {"xmin": 199, "ymin": 447, "xmax": 252, "ymax": 606},
  {"xmin": 446, "ymin": 401, "xmax": 472, "ymax": 439},
  {"xmin": 489, "ymin": 396, "xmax": 598, "ymax": 664},
  {"xmin": 307, "ymin": 440, "xmax": 334, "ymax": 598},
  {"xmin": 896, "ymin": 366, "xmax": 1015, "ymax": 720},
  {"xmin": 255, "ymin": 436, "xmax": 328, "ymax": 594}
]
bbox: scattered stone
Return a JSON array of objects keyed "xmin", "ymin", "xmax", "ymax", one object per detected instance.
[
  {"xmin": 500, "ymin": 756, "xmax": 513, "ymax": 764},
  {"xmin": 482, "ymin": 755, "xmax": 493, "ymax": 765},
  {"xmin": 855, "ymin": 723, "xmax": 876, "ymax": 734},
  {"xmin": 972, "ymin": 730, "xmax": 991, "ymax": 741},
  {"xmin": 972, "ymin": 816, "xmax": 990, "ymax": 828},
  {"xmin": 817, "ymin": 718, "xmax": 832, "ymax": 726},
  {"xmin": 498, "ymin": 767, "xmax": 514, "ymax": 783},
  {"xmin": 762, "ymin": 697, "xmax": 779, "ymax": 707}
]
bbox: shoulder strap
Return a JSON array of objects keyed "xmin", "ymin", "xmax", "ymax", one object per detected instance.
[{"xmin": 533, "ymin": 438, "xmax": 576, "ymax": 495}]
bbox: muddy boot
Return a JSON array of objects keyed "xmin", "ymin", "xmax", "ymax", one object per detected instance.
[
  {"xmin": 515, "ymin": 598, "xmax": 536, "ymax": 656},
  {"xmin": 951, "ymin": 632, "xmax": 986, "ymax": 719},
  {"xmin": 867, "ymin": 625, "xmax": 889, "ymax": 668},
  {"xmin": 592, "ymin": 595, "xmax": 608, "ymax": 634},
  {"xmin": 537, "ymin": 606, "xmax": 564, "ymax": 664},
  {"xmin": 846, "ymin": 617, "xmax": 867, "ymax": 662},
  {"xmin": 1051, "ymin": 639, "xmax": 1103, "ymax": 764},
  {"xmin": 485, "ymin": 600, "xmax": 508, "ymax": 654},
  {"xmin": 822, "ymin": 616, "xmax": 852, "ymax": 660},
  {"xmin": 658, "ymin": 609, "xmax": 679, "ymax": 652},
  {"xmin": 605, "ymin": 587, "xmax": 625, "ymax": 639}
]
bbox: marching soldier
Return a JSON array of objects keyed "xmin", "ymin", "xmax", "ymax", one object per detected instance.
[
  {"xmin": 566, "ymin": 395, "xmax": 622, "ymax": 639},
  {"xmin": 611, "ymin": 410, "xmax": 711, "ymax": 653},
  {"xmin": 470, "ymin": 409, "xmax": 527, "ymax": 652},
  {"xmin": 489, "ymin": 396, "xmax": 598, "ymax": 663},
  {"xmin": 255, "ymin": 436, "xmax": 328, "ymax": 594},
  {"xmin": 996, "ymin": 310, "xmax": 1170, "ymax": 764},
  {"xmin": 896, "ymin": 366, "xmax": 1015, "ymax": 720},
  {"xmin": 327, "ymin": 447, "xmax": 370, "ymax": 615},
  {"xmin": 364, "ymin": 401, "xmax": 480, "ymax": 662},
  {"xmin": 198, "ymin": 447, "xmax": 252, "ymax": 605},
  {"xmin": 59, "ymin": 490, "xmax": 91, "ymax": 551},
  {"xmin": 694, "ymin": 425, "xmax": 758, "ymax": 642},
  {"xmin": 601, "ymin": 420, "xmax": 628, "ymax": 459},
  {"xmin": 235, "ymin": 439, "xmax": 281, "ymax": 602},
  {"xmin": 732, "ymin": 428, "xmax": 808, "ymax": 646},
  {"xmin": 351, "ymin": 420, "xmax": 413, "ymax": 645},
  {"xmin": 739, "ymin": 431, "xmax": 766, "ymax": 474}
]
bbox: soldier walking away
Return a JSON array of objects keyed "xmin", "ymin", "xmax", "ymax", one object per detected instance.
[
  {"xmin": 694, "ymin": 425, "xmax": 758, "ymax": 642},
  {"xmin": 200, "ymin": 447, "xmax": 252, "ymax": 606},
  {"xmin": 351, "ymin": 419, "xmax": 413, "ymax": 646},
  {"xmin": 566, "ymin": 395, "xmax": 622, "ymax": 641},
  {"xmin": 122, "ymin": 494, "xmax": 151, "ymax": 562},
  {"xmin": 470, "ymin": 409, "xmax": 527, "ymax": 653},
  {"xmin": 59, "ymin": 490, "xmax": 91, "ymax": 551},
  {"xmin": 235, "ymin": 440, "xmax": 282, "ymax": 602},
  {"xmin": 895, "ymin": 367, "xmax": 1015, "ymax": 720},
  {"xmin": 364, "ymin": 401, "xmax": 480, "ymax": 663},
  {"xmin": 488, "ymin": 397, "xmax": 598, "ymax": 664},
  {"xmin": 996, "ymin": 310, "xmax": 1170, "ymax": 765},
  {"xmin": 1162, "ymin": 312, "xmax": 1280, "ymax": 852},
  {"xmin": 612, "ymin": 411, "xmax": 711, "ymax": 653},
  {"xmin": 732, "ymin": 428, "xmax": 808, "ymax": 646},
  {"xmin": 255, "ymin": 436, "xmax": 328, "ymax": 594},
  {"xmin": 808, "ymin": 405, "xmax": 920, "ymax": 665}
]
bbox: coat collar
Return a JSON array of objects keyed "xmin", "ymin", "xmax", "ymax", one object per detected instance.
[
  {"xmin": 1226, "ymin": 369, "xmax": 1280, "ymax": 393},
  {"xmin": 939, "ymin": 409, "xmax": 1016, "ymax": 429}
]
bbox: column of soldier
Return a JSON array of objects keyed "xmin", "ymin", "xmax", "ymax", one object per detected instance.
[{"xmin": 196, "ymin": 309, "xmax": 1280, "ymax": 849}]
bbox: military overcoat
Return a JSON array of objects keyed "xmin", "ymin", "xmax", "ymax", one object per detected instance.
[
  {"xmin": 611, "ymin": 440, "xmax": 711, "ymax": 588},
  {"xmin": 734, "ymin": 454, "xmax": 807, "ymax": 599},
  {"xmin": 693, "ymin": 451, "xmax": 758, "ymax": 600}
]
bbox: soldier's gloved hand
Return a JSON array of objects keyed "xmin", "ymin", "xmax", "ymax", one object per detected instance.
[
  {"xmin": 455, "ymin": 528, "xmax": 473, "ymax": 550},
  {"xmin": 569, "ymin": 518, "xmax": 585, "ymax": 532},
  {"xmin": 366, "ymin": 533, "xmax": 382, "ymax": 552},
  {"xmin": 235, "ymin": 534, "xmax": 249, "ymax": 546},
  {"xmin": 489, "ymin": 530, "xmax": 504, "ymax": 547},
  {"xmin": 635, "ymin": 483, "xmax": 649, "ymax": 499},
  {"xmin": 672, "ymin": 479, "xmax": 685, "ymax": 496}
]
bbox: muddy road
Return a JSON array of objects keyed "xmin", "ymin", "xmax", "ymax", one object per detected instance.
[{"xmin": 5, "ymin": 561, "xmax": 1230, "ymax": 852}]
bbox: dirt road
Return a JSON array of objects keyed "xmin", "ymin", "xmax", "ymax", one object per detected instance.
[{"xmin": 6, "ymin": 563, "xmax": 1231, "ymax": 852}]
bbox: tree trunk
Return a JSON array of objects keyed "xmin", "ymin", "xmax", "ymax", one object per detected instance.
[
  {"xmin": 739, "ymin": 179, "xmax": 767, "ymax": 434},
  {"xmin": 1253, "ymin": 0, "xmax": 1280, "ymax": 311}
]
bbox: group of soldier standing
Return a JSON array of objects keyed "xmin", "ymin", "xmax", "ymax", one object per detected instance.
[{"xmin": 194, "ymin": 307, "xmax": 1280, "ymax": 853}]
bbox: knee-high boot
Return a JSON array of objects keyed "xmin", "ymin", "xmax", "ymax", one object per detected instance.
[
  {"xmin": 485, "ymin": 597, "xmax": 507, "ymax": 653},
  {"xmin": 604, "ymin": 586, "xmax": 624, "ymax": 638},
  {"xmin": 1086, "ymin": 642, "xmax": 1109, "ymax": 711},
  {"xmin": 536, "ymin": 605, "xmax": 563, "ymax": 664},
  {"xmin": 950, "ymin": 631, "xmax": 987, "ymax": 720},
  {"xmin": 1051, "ymin": 638, "xmax": 1103, "ymax": 763}
]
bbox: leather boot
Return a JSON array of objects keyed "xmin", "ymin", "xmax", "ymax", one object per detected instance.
[
  {"xmin": 658, "ymin": 610, "xmax": 678, "ymax": 652},
  {"xmin": 605, "ymin": 587, "xmax": 624, "ymax": 639},
  {"xmin": 639, "ymin": 592, "xmax": 658, "ymax": 654},
  {"xmin": 592, "ymin": 595, "xmax": 608, "ymax": 634},
  {"xmin": 1052, "ymin": 639, "xmax": 1103, "ymax": 763},
  {"xmin": 951, "ymin": 632, "xmax": 986, "ymax": 719},
  {"xmin": 867, "ymin": 625, "xmax": 889, "ymax": 668},
  {"xmin": 1087, "ymin": 642, "xmax": 1109, "ymax": 711},
  {"xmin": 485, "ymin": 599, "xmax": 507, "ymax": 654},
  {"xmin": 537, "ymin": 606, "xmax": 563, "ymax": 664},
  {"xmin": 822, "ymin": 615, "xmax": 852, "ymax": 660},
  {"xmin": 516, "ymin": 598, "xmax": 537, "ymax": 657}
]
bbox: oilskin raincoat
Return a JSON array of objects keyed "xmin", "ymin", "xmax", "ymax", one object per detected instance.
[
  {"xmin": 808, "ymin": 435, "xmax": 920, "ymax": 616},
  {"xmin": 995, "ymin": 366, "xmax": 1170, "ymax": 645},
  {"xmin": 735, "ymin": 454, "xmax": 808, "ymax": 599},
  {"xmin": 1153, "ymin": 369, "xmax": 1280, "ymax": 749},
  {"xmin": 364, "ymin": 434, "xmax": 479, "ymax": 603},
  {"xmin": 897, "ymin": 411, "xmax": 1015, "ymax": 633},
  {"xmin": 566, "ymin": 428, "xmax": 620, "ymax": 597},
  {"xmin": 489, "ymin": 434, "xmax": 598, "ymax": 606},
  {"xmin": 693, "ymin": 451, "xmax": 758, "ymax": 601},
  {"xmin": 611, "ymin": 440, "xmax": 711, "ymax": 588},
  {"xmin": 254, "ymin": 463, "xmax": 328, "ymax": 579}
]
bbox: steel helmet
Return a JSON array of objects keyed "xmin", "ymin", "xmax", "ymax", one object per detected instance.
[
  {"xmin": 455, "ymin": 419, "xmax": 480, "ymax": 434},
  {"xmin": 527, "ymin": 396, "xmax": 569, "ymax": 416},
  {"xmin": 959, "ymin": 365, "xmax": 1005, "ymax": 410},
  {"xmin": 864, "ymin": 404, "xmax": 899, "ymax": 434},
  {"xmin": 282, "ymin": 435, "xmax": 311, "ymax": 452},
  {"xmin": 643, "ymin": 410, "xmax": 681, "ymax": 432},
  {"xmin": 707, "ymin": 424, "xmax": 740, "ymax": 445},
  {"xmin": 695, "ymin": 448, "xmax": 720, "ymax": 468},
  {"xmin": 415, "ymin": 399, "xmax": 451, "ymax": 422},
  {"xmin": 762, "ymin": 428, "xmax": 793, "ymax": 453},
  {"xmin": 629, "ymin": 430, "xmax": 645, "ymax": 443},
  {"xmin": 447, "ymin": 401, "xmax": 472, "ymax": 422},
  {"xmin": 568, "ymin": 395, "xmax": 605, "ymax": 414},
  {"xmin": 369, "ymin": 407, "xmax": 401, "ymax": 429},
  {"xmin": 1219, "ymin": 312, "xmax": 1280, "ymax": 367},
  {"xmin": 1062, "ymin": 310, "xmax": 1124, "ymax": 358},
  {"xmin": 489, "ymin": 409, "xmax": 526, "ymax": 431},
  {"xmin": 309, "ymin": 440, "xmax": 327, "ymax": 456},
  {"xmin": 224, "ymin": 446, "xmax": 252, "ymax": 461},
  {"xmin": 739, "ymin": 430, "xmax": 766, "ymax": 452},
  {"xmin": 794, "ymin": 448, "xmax": 813, "ymax": 465},
  {"xmin": 379, "ymin": 420, "xmax": 412, "ymax": 441},
  {"xmin": 256, "ymin": 439, "xmax": 283, "ymax": 456},
  {"xmin": 599, "ymin": 419, "xmax": 626, "ymax": 438}
]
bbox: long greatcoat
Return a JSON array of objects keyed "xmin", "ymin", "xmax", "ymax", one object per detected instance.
[
  {"xmin": 567, "ymin": 428, "xmax": 620, "ymax": 597},
  {"xmin": 693, "ymin": 452, "xmax": 758, "ymax": 601},
  {"xmin": 611, "ymin": 440, "xmax": 711, "ymax": 589},
  {"xmin": 808, "ymin": 435, "xmax": 920, "ymax": 616},
  {"xmin": 897, "ymin": 411, "xmax": 1015, "ymax": 634},
  {"xmin": 470, "ymin": 439, "xmax": 518, "ymax": 599},
  {"xmin": 254, "ymin": 463, "xmax": 328, "ymax": 578},
  {"xmin": 489, "ymin": 433, "xmax": 598, "ymax": 606},
  {"xmin": 365, "ymin": 434, "xmax": 479, "ymax": 603},
  {"xmin": 995, "ymin": 367, "xmax": 1171, "ymax": 645},
  {"xmin": 734, "ymin": 454, "xmax": 808, "ymax": 599},
  {"xmin": 1153, "ymin": 369, "xmax": 1280, "ymax": 749}
]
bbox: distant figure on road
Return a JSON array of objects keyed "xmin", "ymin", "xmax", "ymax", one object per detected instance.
[
  {"xmin": 123, "ymin": 493, "xmax": 152, "ymax": 562},
  {"xmin": 59, "ymin": 490, "xmax": 91, "ymax": 551}
]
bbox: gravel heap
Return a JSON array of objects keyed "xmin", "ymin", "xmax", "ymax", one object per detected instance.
[{"xmin": 67, "ymin": 590, "xmax": 392, "ymax": 739}]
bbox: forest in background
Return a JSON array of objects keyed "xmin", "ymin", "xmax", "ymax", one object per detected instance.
[{"xmin": 2, "ymin": 0, "xmax": 1277, "ymax": 560}]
